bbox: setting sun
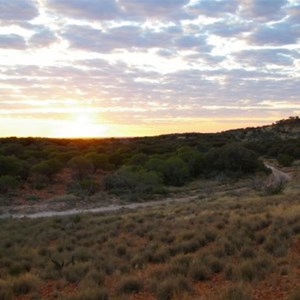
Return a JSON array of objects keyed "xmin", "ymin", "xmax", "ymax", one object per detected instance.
[{"xmin": 54, "ymin": 113, "xmax": 108, "ymax": 138}]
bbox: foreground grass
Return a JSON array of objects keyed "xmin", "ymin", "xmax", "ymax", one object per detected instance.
[{"xmin": 0, "ymin": 188, "xmax": 299, "ymax": 299}]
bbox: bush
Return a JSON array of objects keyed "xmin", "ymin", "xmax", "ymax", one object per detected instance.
[
  {"xmin": 189, "ymin": 262, "xmax": 210, "ymax": 281},
  {"xmin": 0, "ymin": 155, "xmax": 23, "ymax": 177},
  {"xmin": 31, "ymin": 158, "xmax": 62, "ymax": 182},
  {"xmin": 162, "ymin": 157, "xmax": 189, "ymax": 186},
  {"xmin": 220, "ymin": 284, "xmax": 252, "ymax": 300},
  {"xmin": 69, "ymin": 156, "xmax": 93, "ymax": 180},
  {"xmin": 155, "ymin": 275, "xmax": 190, "ymax": 300},
  {"xmin": 69, "ymin": 178, "xmax": 97, "ymax": 199},
  {"xmin": 263, "ymin": 178, "xmax": 286, "ymax": 195},
  {"xmin": 277, "ymin": 153, "xmax": 294, "ymax": 167},
  {"xmin": 205, "ymin": 144, "xmax": 263, "ymax": 176},
  {"xmin": 104, "ymin": 166, "xmax": 163, "ymax": 198},
  {"xmin": 208, "ymin": 258, "xmax": 223, "ymax": 273},
  {"xmin": 117, "ymin": 276, "xmax": 143, "ymax": 294},
  {"xmin": 239, "ymin": 261, "xmax": 257, "ymax": 282},
  {"xmin": 177, "ymin": 146, "xmax": 204, "ymax": 177},
  {"xmin": 0, "ymin": 175, "xmax": 18, "ymax": 194},
  {"xmin": 63, "ymin": 288, "xmax": 109, "ymax": 300},
  {"xmin": 12, "ymin": 274, "xmax": 40, "ymax": 295},
  {"xmin": 85, "ymin": 152, "xmax": 109, "ymax": 171}
]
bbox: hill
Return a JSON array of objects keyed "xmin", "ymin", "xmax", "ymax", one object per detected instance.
[
  {"xmin": 224, "ymin": 116, "xmax": 300, "ymax": 141},
  {"xmin": 0, "ymin": 117, "xmax": 300, "ymax": 207}
]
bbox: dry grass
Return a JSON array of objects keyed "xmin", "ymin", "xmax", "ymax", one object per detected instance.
[{"xmin": 0, "ymin": 172, "xmax": 299, "ymax": 299}]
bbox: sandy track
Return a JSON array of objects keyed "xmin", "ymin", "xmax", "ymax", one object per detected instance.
[
  {"xmin": 0, "ymin": 195, "xmax": 198, "ymax": 219},
  {"xmin": 265, "ymin": 164, "xmax": 291, "ymax": 185},
  {"xmin": 0, "ymin": 164, "xmax": 291, "ymax": 220}
]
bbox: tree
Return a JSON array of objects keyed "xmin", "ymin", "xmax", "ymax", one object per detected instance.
[
  {"xmin": 128, "ymin": 153, "xmax": 148, "ymax": 166},
  {"xmin": 277, "ymin": 153, "xmax": 294, "ymax": 167},
  {"xmin": 0, "ymin": 175, "xmax": 19, "ymax": 194},
  {"xmin": 31, "ymin": 159, "xmax": 62, "ymax": 181},
  {"xmin": 177, "ymin": 146, "xmax": 204, "ymax": 177},
  {"xmin": 104, "ymin": 166, "xmax": 163, "ymax": 199},
  {"xmin": 85, "ymin": 152, "xmax": 109, "ymax": 171},
  {"xmin": 162, "ymin": 157, "xmax": 189, "ymax": 186},
  {"xmin": 205, "ymin": 144, "xmax": 263, "ymax": 176},
  {"xmin": 0, "ymin": 155, "xmax": 22, "ymax": 177},
  {"xmin": 145, "ymin": 157, "xmax": 165, "ymax": 175},
  {"xmin": 68, "ymin": 156, "xmax": 93, "ymax": 180},
  {"xmin": 69, "ymin": 178, "xmax": 97, "ymax": 200}
]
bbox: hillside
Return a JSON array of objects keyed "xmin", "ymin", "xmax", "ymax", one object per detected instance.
[
  {"xmin": 0, "ymin": 117, "xmax": 300, "ymax": 208},
  {"xmin": 225, "ymin": 116, "xmax": 300, "ymax": 141}
]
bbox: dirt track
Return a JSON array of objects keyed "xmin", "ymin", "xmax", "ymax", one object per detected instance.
[
  {"xmin": 265, "ymin": 164, "xmax": 291, "ymax": 185},
  {"xmin": 0, "ymin": 165, "xmax": 291, "ymax": 220},
  {"xmin": 0, "ymin": 195, "xmax": 198, "ymax": 219}
]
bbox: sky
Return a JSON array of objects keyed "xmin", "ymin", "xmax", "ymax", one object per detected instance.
[{"xmin": 0, "ymin": 0, "xmax": 300, "ymax": 138}]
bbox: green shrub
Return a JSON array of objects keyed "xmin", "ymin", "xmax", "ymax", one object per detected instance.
[
  {"xmin": 155, "ymin": 275, "xmax": 190, "ymax": 300},
  {"xmin": 0, "ymin": 175, "xmax": 18, "ymax": 194},
  {"xmin": 170, "ymin": 255, "xmax": 192, "ymax": 276},
  {"xmin": 150, "ymin": 247, "xmax": 170, "ymax": 263},
  {"xmin": 12, "ymin": 274, "xmax": 40, "ymax": 295},
  {"xmin": 9, "ymin": 261, "xmax": 31, "ymax": 276},
  {"xmin": 25, "ymin": 194, "xmax": 40, "ymax": 201},
  {"xmin": 104, "ymin": 166, "xmax": 163, "ymax": 198},
  {"xmin": 68, "ymin": 156, "xmax": 93, "ymax": 180},
  {"xmin": 205, "ymin": 144, "xmax": 263, "ymax": 176},
  {"xmin": 63, "ymin": 288, "xmax": 109, "ymax": 300},
  {"xmin": 224, "ymin": 264, "xmax": 238, "ymax": 281},
  {"xmin": 69, "ymin": 178, "xmax": 97, "ymax": 199},
  {"xmin": 220, "ymin": 284, "xmax": 252, "ymax": 300},
  {"xmin": 208, "ymin": 258, "xmax": 223, "ymax": 273},
  {"xmin": 263, "ymin": 179, "xmax": 286, "ymax": 195},
  {"xmin": 63, "ymin": 263, "xmax": 89, "ymax": 283},
  {"xmin": 189, "ymin": 262, "xmax": 210, "ymax": 281},
  {"xmin": 239, "ymin": 261, "xmax": 257, "ymax": 282},
  {"xmin": 117, "ymin": 276, "xmax": 143, "ymax": 294},
  {"xmin": 162, "ymin": 157, "xmax": 189, "ymax": 186},
  {"xmin": 277, "ymin": 153, "xmax": 294, "ymax": 167},
  {"xmin": 240, "ymin": 247, "xmax": 256, "ymax": 259}
]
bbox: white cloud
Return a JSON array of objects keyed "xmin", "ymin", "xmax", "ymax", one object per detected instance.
[
  {"xmin": 0, "ymin": 0, "xmax": 39, "ymax": 23},
  {"xmin": 0, "ymin": 34, "xmax": 27, "ymax": 49}
]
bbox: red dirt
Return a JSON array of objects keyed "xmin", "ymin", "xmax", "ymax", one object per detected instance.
[
  {"xmin": 12, "ymin": 168, "xmax": 106, "ymax": 205},
  {"xmin": 38, "ymin": 280, "xmax": 78, "ymax": 299}
]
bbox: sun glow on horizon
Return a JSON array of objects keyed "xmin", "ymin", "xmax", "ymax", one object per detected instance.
[{"xmin": 54, "ymin": 113, "xmax": 108, "ymax": 138}]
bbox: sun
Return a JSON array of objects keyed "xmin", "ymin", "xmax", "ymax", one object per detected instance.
[{"xmin": 54, "ymin": 113, "xmax": 108, "ymax": 138}]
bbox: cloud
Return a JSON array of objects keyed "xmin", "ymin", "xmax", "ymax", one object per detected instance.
[
  {"xmin": 288, "ymin": 4, "xmax": 300, "ymax": 23},
  {"xmin": 47, "ymin": 0, "xmax": 191, "ymax": 21},
  {"xmin": 0, "ymin": 34, "xmax": 27, "ymax": 49},
  {"xmin": 62, "ymin": 25, "xmax": 147, "ymax": 53},
  {"xmin": 0, "ymin": 0, "xmax": 39, "ymax": 23},
  {"xmin": 29, "ymin": 27, "xmax": 58, "ymax": 48},
  {"xmin": 46, "ymin": 0, "xmax": 120, "ymax": 20},
  {"xmin": 249, "ymin": 22, "xmax": 299, "ymax": 45},
  {"xmin": 119, "ymin": 0, "xmax": 190, "ymax": 20},
  {"xmin": 175, "ymin": 35, "xmax": 210, "ymax": 50},
  {"xmin": 62, "ymin": 24, "xmax": 207, "ymax": 53},
  {"xmin": 234, "ymin": 49, "xmax": 296, "ymax": 67},
  {"xmin": 207, "ymin": 21, "xmax": 252, "ymax": 37},
  {"xmin": 189, "ymin": 0, "xmax": 238, "ymax": 17},
  {"xmin": 241, "ymin": 0, "xmax": 288, "ymax": 21}
]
